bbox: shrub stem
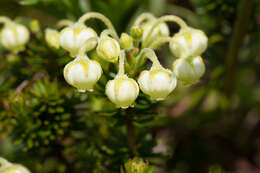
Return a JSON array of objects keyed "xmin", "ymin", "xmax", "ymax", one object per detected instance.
[
  {"xmin": 127, "ymin": 118, "xmax": 136, "ymax": 156},
  {"xmin": 225, "ymin": 0, "xmax": 253, "ymax": 97}
]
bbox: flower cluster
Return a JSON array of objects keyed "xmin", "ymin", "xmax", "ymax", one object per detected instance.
[
  {"xmin": 0, "ymin": 12, "xmax": 208, "ymax": 109},
  {"xmin": 170, "ymin": 27, "xmax": 207, "ymax": 85},
  {"xmin": 44, "ymin": 12, "xmax": 208, "ymax": 108}
]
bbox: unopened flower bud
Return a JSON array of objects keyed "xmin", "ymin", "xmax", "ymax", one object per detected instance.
[
  {"xmin": 29, "ymin": 19, "xmax": 40, "ymax": 33},
  {"xmin": 123, "ymin": 158, "xmax": 153, "ymax": 173},
  {"xmin": 0, "ymin": 23, "xmax": 30, "ymax": 53},
  {"xmin": 105, "ymin": 75, "xmax": 139, "ymax": 108},
  {"xmin": 120, "ymin": 33, "xmax": 133, "ymax": 49},
  {"xmin": 64, "ymin": 56, "xmax": 102, "ymax": 92},
  {"xmin": 142, "ymin": 20, "xmax": 169, "ymax": 42},
  {"xmin": 138, "ymin": 67, "xmax": 177, "ymax": 100},
  {"xmin": 170, "ymin": 28, "xmax": 208, "ymax": 58},
  {"xmin": 0, "ymin": 165, "xmax": 31, "ymax": 173},
  {"xmin": 59, "ymin": 23, "xmax": 97, "ymax": 57},
  {"xmin": 130, "ymin": 25, "xmax": 143, "ymax": 39},
  {"xmin": 172, "ymin": 56, "xmax": 205, "ymax": 85},
  {"xmin": 97, "ymin": 36, "xmax": 120, "ymax": 63},
  {"xmin": 45, "ymin": 28, "xmax": 60, "ymax": 49}
]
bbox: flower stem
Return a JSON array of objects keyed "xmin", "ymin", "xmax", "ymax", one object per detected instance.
[
  {"xmin": 118, "ymin": 51, "xmax": 126, "ymax": 76},
  {"xmin": 133, "ymin": 13, "xmax": 155, "ymax": 26},
  {"xmin": 143, "ymin": 15, "xmax": 188, "ymax": 47},
  {"xmin": 127, "ymin": 118, "xmax": 136, "ymax": 156},
  {"xmin": 100, "ymin": 29, "xmax": 115, "ymax": 38},
  {"xmin": 78, "ymin": 37, "xmax": 99, "ymax": 58},
  {"xmin": 134, "ymin": 48, "xmax": 162, "ymax": 72},
  {"xmin": 57, "ymin": 20, "xmax": 74, "ymax": 28},
  {"xmin": 78, "ymin": 12, "xmax": 119, "ymax": 40},
  {"xmin": 148, "ymin": 36, "xmax": 172, "ymax": 49}
]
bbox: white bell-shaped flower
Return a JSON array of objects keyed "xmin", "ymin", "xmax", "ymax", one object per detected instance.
[
  {"xmin": 45, "ymin": 28, "xmax": 60, "ymax": 49},
  {"xmin": 105, "ymin": 51, "xmax": 139, "ymax": 108},
  {"xmin": 0, "ymin": 165, "xmax": 31, "ymax": 173},
  {"xmin": 142, "ymin": 20, "xmax": 169, "ymax": 42},
  {"xmin": 172, "ymin": 56, "xmax": 205, "ymax": 85},
  {"xmin": 0, "ymin": 23, "xmax": 30, "ymax": 53},
  {"xmin": 59, "ymin": 23, "xmax": 97, "ymax": 57},
  {"xmin": 135, "ymin": 48, "xmax": 177, "ymax": 100},
  {"xmin": 64, "ymin": 56, "xmax": 102, "ymax": 92},
  {"xmin": 96, "ymin": 36, "xmax": 120, "ymax": 63},
  {"xmin": 138, "ymin": 67, "xmax": 177, "ymax": 100},
  {"xmin": 170, "ymin": 28, "xmax": 208, "ymax": 58},
  {"xmin": 106, "ymin": 75, "xmax": 139, "ymax": 109}
]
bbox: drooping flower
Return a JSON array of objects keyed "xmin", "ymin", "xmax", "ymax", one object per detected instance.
[
  {"xmin": 141, "ymin": 19, "xmax": 169, "ymax": 43},
  {"xmin": 170, "ymin": 28, "xmax": 208, "ymax": 58},
  {"xmin": 172, "ymin": 56, "xmax": 205, "ymax": 85},
  {"xmin": 138, "ymin": 67, "xmax": 177, "ymax": 100},
  {"xmin": 96, "ymin": 36, "xmax": 120, "ymax": 63},
  {"xmin": 0, "ymin": 165, "xmax": 31, "ymax": 173},
  {"xmin": 0, "ymin": 158, "xmax": 30, "ymax": 173},
  {"xmin": 106, "ymin": 75, "xmax": 139, "ymax": 109},
  {"xmin": 0, "ymin": 23, "xmax": 30, "ymax": 53},
  {"xmin": 64, "ymin": 56, "xmax": 102, "ymax": 92},
  {"xmin": 59, "ymin": 23, "xmax": 97, "ymax": 57}
]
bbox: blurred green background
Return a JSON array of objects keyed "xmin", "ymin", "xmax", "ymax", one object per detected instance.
[{"xmin": 0, "ymin": 0, "xmax": 259, "ymax": 173}]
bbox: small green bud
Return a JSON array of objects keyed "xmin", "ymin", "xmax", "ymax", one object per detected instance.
[
  {"xmin": 123, "ymin": 158, "xmax": 154, "ymax": 173},
  {"xmin": 130, "ymin": 26, "xmax": 143, "ymax": 39},
  {"xmin": 6, "ymin": 54, "xmax": 19, "ymax": 63},
  {"xmin": 120, "ymin": 33, "xmax": 133, "ymax": 49},
  {"xmin": 131, "ymin": 47, "xmax": 139, "ymax": 57},
  {"xmin": 29, "ymin": 19, "xmax": 40, "ymax": 33},
  {"xmin": 97, "ymin": 36, "xmax": 120, "ymax": 63},
  {"xmin": 45, "ymin": 28, "xmax": 60, "ymax": 49}
]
